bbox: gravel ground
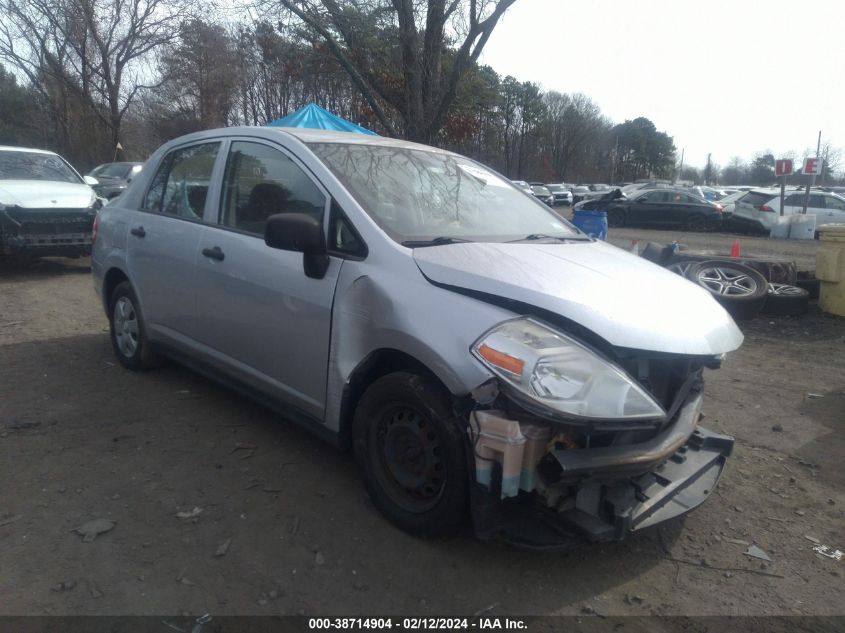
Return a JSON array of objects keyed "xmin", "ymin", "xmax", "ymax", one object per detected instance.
[{"xmin": 0, "ymin": 256, "xmax": 843, "ymax": 620}]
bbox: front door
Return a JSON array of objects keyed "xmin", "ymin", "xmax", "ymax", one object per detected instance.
[{"xmin": 193, "ymin": 139, "xmax": 341, "ymax": 420}]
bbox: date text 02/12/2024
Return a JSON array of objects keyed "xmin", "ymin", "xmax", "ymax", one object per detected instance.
[{"xmin": 307, "ymin": 618, "xmax": 528, "ymax": 630}]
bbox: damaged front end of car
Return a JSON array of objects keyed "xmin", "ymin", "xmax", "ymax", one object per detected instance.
[
  {"xmin": 461, "ymin": 317, "xmax": 734, "ymax": 549},
  {"xmin": 0, "ymin": 203, "xmax": 100, "ymax": 258}
]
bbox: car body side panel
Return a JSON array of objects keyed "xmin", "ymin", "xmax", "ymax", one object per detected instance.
[
  {"xmin": 91, "ymin": 203, "xmax": 131, "ymax": 308},
  {"xmin": 323, "ymin": 252, "xmax": 514, "ymax": 433}
]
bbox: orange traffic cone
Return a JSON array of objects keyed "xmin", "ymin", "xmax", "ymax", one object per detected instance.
[{"xmin": 730, "ymin": 239, "xmax": 741, "ymax": 258}]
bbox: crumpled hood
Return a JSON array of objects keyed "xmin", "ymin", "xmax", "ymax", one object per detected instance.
[
  {"xmin": 0, "ymin": 180, "xmax": 94, "ymax": 209},
  {"xmin": 413, "ymin": 241, "xmax": 743, "ymax": 355}
]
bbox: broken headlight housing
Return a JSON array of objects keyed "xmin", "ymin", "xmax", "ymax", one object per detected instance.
[{"xmin": 472, "ymin": 318, "xmax": 665, "ymax": 422}]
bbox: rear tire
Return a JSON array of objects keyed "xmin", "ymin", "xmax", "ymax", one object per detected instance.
[
  {"xmin": 108, "ymin": 281, "xmax": 161, "ymax": 370},
  {"xmin": 352, "ymin": 371, "xmax": 468, "ymax": 536},
  {"xmin": 685, "ymin": 214, "xmax": 706, "ymax": 231}
]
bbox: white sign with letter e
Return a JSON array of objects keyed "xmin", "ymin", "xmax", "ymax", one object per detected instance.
[{"xmin": 803, "ymin": 157, "xmax": 822, "ymax": 175}]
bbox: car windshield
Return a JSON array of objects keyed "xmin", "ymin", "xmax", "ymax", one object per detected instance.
[
  {"xmin": 309, "ymin": 142, "xmax": 580, "ymax": 243},
  {"xmin": 0, "ymin": 150, "xmax": 81, "ymax": 183},
  {"xmin": 91, "ymin": 163, "xmax": 134, "ymax": 179},
  {"xmin": 547, "ymin": 185, "xmax": 564, "ymax": 193}
]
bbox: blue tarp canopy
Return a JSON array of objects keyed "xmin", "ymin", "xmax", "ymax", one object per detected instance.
[{"xmin": 266, "ymin": 103, "xmax": 378, "ymax": 136}]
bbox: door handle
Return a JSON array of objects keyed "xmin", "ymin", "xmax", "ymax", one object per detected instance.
[
  {"xmin": 202, "ymin": 246, "xmax": 225, "ymax": 261},
  {"xmin": 130, "ymin": 226, "xmax": 146, "ymax": 238}
]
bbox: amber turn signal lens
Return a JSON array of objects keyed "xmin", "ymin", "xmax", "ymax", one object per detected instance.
[{"xmin": 477, "ymin": 344, "xmax": 525, "ymax": 376}]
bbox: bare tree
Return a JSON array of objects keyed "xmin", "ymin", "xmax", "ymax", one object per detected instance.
[
  {"xmin": 0, "ymin": 0, "xmax": 189, "ymax": 155},
  {"xmin": 270, "ymin": 0, "xmax": 518, "ymax": 142}
]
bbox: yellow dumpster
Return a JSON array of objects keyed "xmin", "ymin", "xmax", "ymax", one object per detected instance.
[{"xmin": 817, "ymin": 224, "xmax": 845, "ymax": 316}]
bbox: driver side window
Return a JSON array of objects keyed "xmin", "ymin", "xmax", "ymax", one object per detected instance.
[{"xmin": 218, "ymin": 141, "xmax": 326, "ymax": 236}]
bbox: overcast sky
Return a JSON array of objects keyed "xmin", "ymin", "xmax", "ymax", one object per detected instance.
[{"xmin": 479, "ymin": 0, "xmax": 844, "ymax": 170}]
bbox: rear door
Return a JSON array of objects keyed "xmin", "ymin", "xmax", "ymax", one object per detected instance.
[
  {"xmin": 126, "ymin": 141, "xmax": 221, "ymax": 344},
  {"xmin": 193, "ymin": 138, "xmax": 343, "ymax": 419}
]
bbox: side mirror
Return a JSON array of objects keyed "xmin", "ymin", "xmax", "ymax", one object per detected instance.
[
  {"xmin": 264, "ymin": 213, "xmax": 329, "ymax": 279},
  {"xmin": 84, "ymin": 175, "xmax": 99, "ymax": 186}
]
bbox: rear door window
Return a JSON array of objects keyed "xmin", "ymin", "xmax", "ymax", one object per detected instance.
[
  {"xmin": 740, "ymin": 191, "xmax": 775, "ymax": 207},
  {"xmin": 808, "ymin": 194, "xmax": 826, "ymax": 209},
  {"xmin": 825, "ymin": 196, "xmax": 845, "ymax": 211},
  {"xmin": 144, "ymin": 143, "xmax": 220, "ymax": 219},
  {"xmin": 218, "ymin": 141, "xmax": 327, "ymax": 236}
]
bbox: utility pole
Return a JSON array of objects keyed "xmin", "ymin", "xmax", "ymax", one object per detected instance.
[
  {"xmin": 676, "ymin": 148, "xmax": 684, "ymax": 184},
  {"xmin": 610, "ymin": 135, "xmax": 618, "ymax": 185},
  {"xmin": 705, "ymin": 153, "xmax": 712, "ymax": 185},
  {"xmin": 802, "ymin": 130, "xmax": 822, "ymax": 215}
]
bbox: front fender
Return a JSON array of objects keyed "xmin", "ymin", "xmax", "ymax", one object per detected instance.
[{"xmin": 323, "ymin": 259, "xmax": 516, "ymax": 433}]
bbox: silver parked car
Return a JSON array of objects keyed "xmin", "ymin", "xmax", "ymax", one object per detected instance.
[{"xmin": 92, "ymin": 127, "xmax": 743, "ymax": 547}]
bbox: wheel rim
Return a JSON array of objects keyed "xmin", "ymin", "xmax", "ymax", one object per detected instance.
[
  {"xmin": 768, "ymin": 283, "xmax": 804, "ymax": 296},
  {"xmin": 113, "ymin": 296, "xmax": 139, "ymax": 357},
  {"xmin": 667, "ymin": 261, "xmax": 694, "ymax": 276},
  {"xmin": 695, "ymin": 266, "xmax": 759, "ymax": 296},
  {"xmin": 372, "ymin": 405, "xmax": 446, "ymax": 513}
]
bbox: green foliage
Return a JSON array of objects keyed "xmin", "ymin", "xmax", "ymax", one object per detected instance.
[{"xmin": 0, "ymin": 66, "xmax": 43, "ymax": 146}]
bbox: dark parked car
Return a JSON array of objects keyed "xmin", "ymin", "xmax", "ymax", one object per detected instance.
[
  {"xmin": 87, "ymin": 162, "xmax": 143, "ymax": 199},
  {"xmin": 581, "ymin": 188, "xmax": 724, "ymax": 231}
]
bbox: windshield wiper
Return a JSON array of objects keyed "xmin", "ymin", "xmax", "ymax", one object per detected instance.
[
  {"xmin": 401, "ymin": 236, "xmax": 474, "ymax": 248},
  {"xmin": 507, "ymin": 233, "xmax": 591, "ymax": 243}
]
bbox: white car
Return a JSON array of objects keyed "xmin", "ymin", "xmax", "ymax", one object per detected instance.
[
  {"xmin": 545, "ymin": 183, "xmax": 573, "ymax": 206},
  {"xmin": 731, "ymin": 188, "xmax": 845, "ymax": 234},
  {"xmin": 0, "ymin": 145, "xmax": 102, "ymax": 258}
]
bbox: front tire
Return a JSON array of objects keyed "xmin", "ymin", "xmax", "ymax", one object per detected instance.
[
  {"xmin": 352, "ymin": 371, "xmax": 468, "ymax": 536},
  {"xmin": 108, "ymin": 281, "xmax": 161, "ymax": 370},
  {"xmin": 607, "ymin": 208, "xmax": 626, "ymax": 228}
]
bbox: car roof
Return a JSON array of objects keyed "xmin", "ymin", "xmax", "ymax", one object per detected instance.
[{"xmin": 0, "ymin": 145, "xmax": 59, "ymax": 155}]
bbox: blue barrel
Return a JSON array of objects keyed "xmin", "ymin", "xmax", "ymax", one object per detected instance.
[{"xmin": 571, "ymin": 210, "xmax": 608, "ymax": 240}]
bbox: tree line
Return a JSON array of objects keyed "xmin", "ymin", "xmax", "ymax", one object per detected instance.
[{"xmin": 0, "ymin": 0, "xmax": 840, "ymax": 186}]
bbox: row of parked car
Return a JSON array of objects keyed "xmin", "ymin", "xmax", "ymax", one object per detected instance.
[
  {"xmin": 573, "ymin": 185, "xmax": 845, "ymax": 233},
  {"xmin": 510, "ymin": 177, "xmax": 845, "ymax": 234}
]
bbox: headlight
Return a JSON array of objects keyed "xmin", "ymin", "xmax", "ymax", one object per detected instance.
[{"xmin": 472, "ymin": 318, "xmax": 665, "ymax": 421}]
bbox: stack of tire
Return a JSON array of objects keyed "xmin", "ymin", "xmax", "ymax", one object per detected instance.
[{"xmin": 668, "ymin": 259, "xmax": 810, "ymax": 320}]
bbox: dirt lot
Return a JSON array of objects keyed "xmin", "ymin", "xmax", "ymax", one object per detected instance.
[{"xmin": 1, "ymin": 243, "xmax": 843, "ymax": 619}]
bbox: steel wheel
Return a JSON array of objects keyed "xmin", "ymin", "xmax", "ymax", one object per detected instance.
[
  {"xmin": 371, "ymin": 405, "xmax": 446, "ymax": 513},
  {"xmin": 353, "ymin": 371, "xmax": 468, "ymax": 536},
  {"xmin": 108, "ymin": 281, "xmax": 161, "ymax": 370},
  {"xmin": 113, "ymin": 295, "xmax": 139, "ymax": 358},
  {"xmin": 693, "ymin": 265, "xmax": 760, "ymax": 296}
]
